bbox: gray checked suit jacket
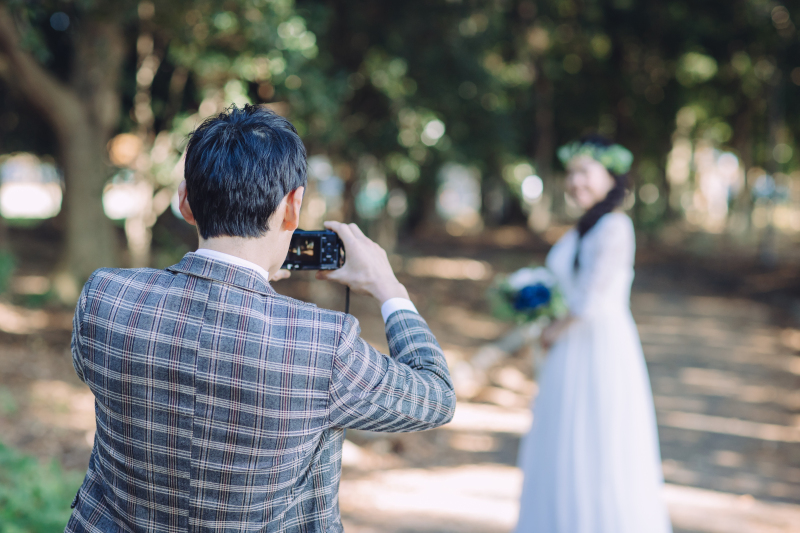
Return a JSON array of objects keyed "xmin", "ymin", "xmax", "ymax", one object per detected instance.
[{"xmin": 65, "ymin": 253, "xmax": 456, "ymax": 533}]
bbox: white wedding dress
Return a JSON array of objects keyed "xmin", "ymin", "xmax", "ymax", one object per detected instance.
[{"xmin": 515, "ymin": 213, "xmax": 672, "ymax": 533}]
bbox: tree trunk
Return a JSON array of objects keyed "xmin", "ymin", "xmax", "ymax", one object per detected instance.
[
  {"xmin": 0, "ymin": 9, "xmax": 122, "ymax": 300},
  {"xmin": 59, "ymin": 120, "xmax": 119, "ymax": 288},
  {"xmin": 531, "ymin": 66, "xmax": 555, "ymax": 230},
  {"xmin": 759, "ymin": 80, "xmax": 785, "ymax": 269}
]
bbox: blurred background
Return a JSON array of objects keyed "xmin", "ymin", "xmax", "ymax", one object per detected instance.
[{"xmin": 1, "ymin": 0, "xmax": 800, "ymax": 531}]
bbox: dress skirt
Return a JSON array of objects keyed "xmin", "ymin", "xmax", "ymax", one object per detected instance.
[{"xmin": 514, "ymin": 310, "xmax": 672, "ymax": 533}]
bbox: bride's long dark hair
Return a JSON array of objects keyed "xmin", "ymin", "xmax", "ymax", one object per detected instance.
[{"xmin": 571, "ymin": 135, "xmax": 630, "ymax": 269}]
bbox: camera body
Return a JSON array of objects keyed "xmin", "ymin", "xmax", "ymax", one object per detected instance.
[{"xmin": 282, "ymin": 230, "xmax": 345, "ymax": 271}]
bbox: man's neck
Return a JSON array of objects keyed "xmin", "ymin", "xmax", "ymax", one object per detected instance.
[{"xmin": 197, "ymin": 235, "xmax": 282, "ymax": 276}]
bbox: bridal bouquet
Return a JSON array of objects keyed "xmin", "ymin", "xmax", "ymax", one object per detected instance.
[{"xmin": 489, "ymin": 266, "xmax": 567, "ymax": 324}]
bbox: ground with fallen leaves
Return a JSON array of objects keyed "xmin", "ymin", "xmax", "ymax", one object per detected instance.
[{"xmin": 2, "ymin": 229, "xmax": 800, "ymax": 532}]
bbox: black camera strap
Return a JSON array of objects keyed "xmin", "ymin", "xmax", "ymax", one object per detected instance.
[{"xmin": 345, "ymin": 286, "xmax": 350, "ymax": 315}]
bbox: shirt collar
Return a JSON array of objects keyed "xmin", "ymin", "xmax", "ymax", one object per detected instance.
[
  {"xmin": 167, "ymin": 253, "xmax": 275, "ymax": 296},
  {"xmin": 194, "ymin": 248, "xmax": 270, "ymax": 282}
]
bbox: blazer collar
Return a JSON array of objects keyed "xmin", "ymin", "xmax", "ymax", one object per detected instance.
[{"xmin": 167, "ymin": 252, "xmax": 277, "ymax": 296}]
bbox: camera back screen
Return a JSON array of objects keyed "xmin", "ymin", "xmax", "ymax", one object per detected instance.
[{"xmin": 289, "ymin": 236, "xmax": 320, "ymax": 264}]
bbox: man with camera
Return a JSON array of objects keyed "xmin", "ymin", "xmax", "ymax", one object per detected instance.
[{"xmin": 66, "ymin": 104, "xmax": 456, "ymax": 533}]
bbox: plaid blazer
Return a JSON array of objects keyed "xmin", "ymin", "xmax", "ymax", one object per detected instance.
[{"xmin": 65, "ymin": 253, "xmax": 455, "ymax": 533}]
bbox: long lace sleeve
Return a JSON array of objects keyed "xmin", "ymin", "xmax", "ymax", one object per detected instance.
[{"xmin": 567, "ymin": 215, "xmax": 635, "ymax": 320}]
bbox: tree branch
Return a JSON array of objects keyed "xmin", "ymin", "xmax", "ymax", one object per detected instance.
[{"xmin": 0, "ymin": 6, "xmax": 83, "ymax": 134}]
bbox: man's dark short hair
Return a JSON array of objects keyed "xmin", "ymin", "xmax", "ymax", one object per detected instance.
[{"xmin": 184, "ymin": 104, "xmax": 307, "ymax": 239}]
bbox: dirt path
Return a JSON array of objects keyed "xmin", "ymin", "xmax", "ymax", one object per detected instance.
[
  {"xmin": 335, "ymin": 258, "xmax": 800, "ymax": 532},
  {"xmin": 0, "ymin": 248, "xmax": 798, "ymax": 532}
]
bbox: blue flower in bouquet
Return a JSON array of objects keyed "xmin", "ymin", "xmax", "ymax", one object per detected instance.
[
  {"xmin": 488, "ymin": 266, "xmax": 567, "ymax": 324},
  {"xmin": 514, "ymin": 283, "xmax": 551, "ymax": 311}
]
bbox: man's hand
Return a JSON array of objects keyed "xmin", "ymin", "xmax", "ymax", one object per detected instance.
[
  {"xmin": 316, "ymin": 221, "xmax": 409, "ymax": 304},
  {"xmin": 270, "ymin": 270, "xmax": 292, "ymax": 282}
]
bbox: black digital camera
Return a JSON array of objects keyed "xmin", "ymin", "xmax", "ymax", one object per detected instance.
[{"xmin": 282, "ymin": 230, "xmax": 345, "ymax": 271}]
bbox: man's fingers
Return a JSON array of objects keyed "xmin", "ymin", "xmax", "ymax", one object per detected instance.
[
  {"xmin": 348, "ymin": 223, "xmax": 367, "ymax": 239},
  {"xmin": 324, "ymin": 220, "xmax": 356, "ymax": 244}
]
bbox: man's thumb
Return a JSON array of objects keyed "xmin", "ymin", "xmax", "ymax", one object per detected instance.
[{"xmin": 316, "ymin": 270, "xmax": 341, "ymax": 282}]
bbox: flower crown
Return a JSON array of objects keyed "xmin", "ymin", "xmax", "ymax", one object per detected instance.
[{"xmin": 557, "ymin": 141, "xmax": 634, "ymax": 175}]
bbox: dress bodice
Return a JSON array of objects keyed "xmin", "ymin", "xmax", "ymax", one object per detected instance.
[{"xmin": 545, "ymin": 212, "xmax": 635, "ymax": 319}]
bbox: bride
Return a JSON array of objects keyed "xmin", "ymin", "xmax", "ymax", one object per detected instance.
[{"xmin": 514, "ymin": 136, "xmax": 672, "ymax": 532}]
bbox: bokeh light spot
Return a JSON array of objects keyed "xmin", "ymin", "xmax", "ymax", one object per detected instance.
[
  {"xmin": 50, "ymin": 12, "xmax": 70, "ymax": 31},
  {"xmin": 521, "ymin": 175, "xmax": 543, "ymax": 203}
]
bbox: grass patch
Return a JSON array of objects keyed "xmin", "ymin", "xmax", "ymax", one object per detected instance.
[{"xmin": 0, "ymin": 442, "xmax": 83, "ymax": 533}]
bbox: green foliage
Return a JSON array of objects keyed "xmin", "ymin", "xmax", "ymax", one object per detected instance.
[
  {"xmin": 0, "ymin": 387, "xmax": 17, "ymax": 416},
  {"xmin": 5, "ymin": 0, "xmax": 800, "ymax": 234},
  {"xmin": 0, "ymin": 250, "xmax": 15, "ymax": 295},
  {"xmin": 677, "ymin": 52, "xmax": 719, "ymax": 87},
  {"xmin": 0, "ymin": 442, "xmax": 83, "ymax": 533}
]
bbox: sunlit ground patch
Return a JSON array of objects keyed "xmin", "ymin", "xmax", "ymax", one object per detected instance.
[
  {"xmin": 340, "ymin": 464, "xmax": 800, "ymax": 533},
  {"xmin": 401, "ymin": 256, "xmax": 493, "ymax": 281}
]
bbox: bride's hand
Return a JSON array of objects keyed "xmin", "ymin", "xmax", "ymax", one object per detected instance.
[
  {"xmin": 540, "ymin": 323, "xmax": 560, "ymax": 351},
  {"xmin": 541, "ymin": 317, "xmax": 574, "ymax": 350}
]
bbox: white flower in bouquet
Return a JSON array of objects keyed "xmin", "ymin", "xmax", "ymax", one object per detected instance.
[{"xmin": 506, "ymin": 267, "xmax": 557, "ymax": 292}]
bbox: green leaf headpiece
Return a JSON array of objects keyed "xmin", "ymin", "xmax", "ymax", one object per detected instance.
[{"xmin": 557, "ymin": 141, "xmax": 634, "ymax": 175}]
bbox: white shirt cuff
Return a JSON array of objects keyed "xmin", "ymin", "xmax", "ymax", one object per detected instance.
[{"xmin": 380, "ymin": 298, "xmax": 419, "ymax": 323}]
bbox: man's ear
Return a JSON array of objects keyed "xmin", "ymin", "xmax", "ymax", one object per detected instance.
[
  {"xmin": 178, "ymin": 181, "xmax": 197, "ymax": 226},
  {"xmin": 282, "ymin": 186, "xmax": 304, "ymax": 231}
]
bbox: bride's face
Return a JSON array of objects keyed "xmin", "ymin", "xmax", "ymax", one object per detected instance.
[{"xmin": 565, "ymin": 155, "xmax": 616, "ymax": 210}]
